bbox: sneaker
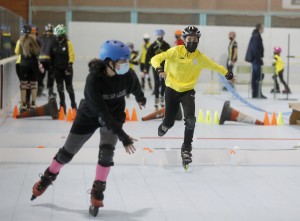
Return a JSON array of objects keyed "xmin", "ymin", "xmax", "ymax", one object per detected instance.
[{"xmin": 158, "ymin": 123, "xmax": 169, "ymax": 136}]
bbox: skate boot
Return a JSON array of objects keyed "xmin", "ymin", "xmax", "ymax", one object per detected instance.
[
  {"xmin": 30, "ymin": 101, "xmax": 37, "ymax": 109},
  {"xmin": 270, "ymin": 88, "xmax": 280, "ymax": 93},
  {"xmin": 31, "ymin": 168, "xmax": 58, "ymax": 201},
  {"xmin": 71, "ymin": 102, "xmax": 77, "ymax": 110},
  {"xmin": 181, "ymin": 144, "xmax": 192, "ymax": 171},
  {"xmin": 89, "ymin": 180, "xmax": 106, "ymax": 217},
  {"xmin": 282, "ymin": 89, "xmax": 291, "ymax": 94},
  {"xmin": 19, "ymin": 103, "xmax": 27, "ymax": 113},
  {"xmin": 158, "ymin": 122, "xmax": 170, "ymax": 137}
]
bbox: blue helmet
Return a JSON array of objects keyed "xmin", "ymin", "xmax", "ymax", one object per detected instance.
[
  {"xmin": 154, "ymin": 29, "xmax": 165, "ymax": 36},
  {"xmin": 99, "ymin": 40, "xmax": 131, "ymax": 61}
]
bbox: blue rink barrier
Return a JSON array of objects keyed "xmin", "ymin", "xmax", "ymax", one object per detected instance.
[{"xmin": 218, "ymin": 74, "xmax": 291, "ymax": 116}]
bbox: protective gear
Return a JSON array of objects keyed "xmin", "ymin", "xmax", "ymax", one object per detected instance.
[
  {"xmin": 185, "ymin": 42, "xmax": 198, "ymax": 53},
  {"xmin": 225, "ymin": 71, "xmax": 234, "ymax": 80},
  {"xmin": 184, "ymin": 116, "xmax": 196, "ymax": 130},
  {"xmin": 154, "ymin": 29, "xmax": 165, "ymax": 36},
  {"xmin": 175, "ymin": 29, "xmax": 182, "ymax": 36},
  {"xmin": 98, "ymin": 144, "xmax": 115, "ymax": 167},
  {"xmin": 31, "ymin": 25, "xmax": 39, "ymax": 35},
  {"xmin": 115, "ymin": 62, "xmax": 130, "ymax": 75},
  {"xmin": 182, "ymin": 26, "xmax": 201, "ymax": 39},
  {"xmin": 21, "ymin": 24, "xmax": 32, "ymax": 34},
  {"xmin": 274, "ymin": 46, "xmax": 282, "ymax": 54},
  {"xmin": 143, "ymin": 33, "xmax": 150, "ymax": 39},
  {"xmin": 54, "ymin": 147, "xmax": 75, "ymax": 164},
  {"xmin": 45, "ymin": 23, "xmax": 54, "ymax": 32},
  {"xmin": 53, "ymin": 24, "xmax": 66, "ymax": 36},
  {"xmin": 66, "ymin": 63, "xmax": 73, "ymax": 75},
  {"xmin": 99, "ymin": 40, "xmax": 130, "ymax": 61}
]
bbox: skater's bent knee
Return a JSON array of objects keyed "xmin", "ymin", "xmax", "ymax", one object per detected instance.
[
  {"xmin": 98, "ymin": 144, "xmax": 115, "ymax": 167},
  {"xmin": 54, "ymin": 147, "xmax": 74, "ymax": 164},
  {"xmin": 185, "ymin": 116, "xmax": 196, "ymax": 130}
]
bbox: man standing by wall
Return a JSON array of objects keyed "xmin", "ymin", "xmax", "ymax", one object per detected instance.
[{"xmin": 245, "ymin": 23, "xmax": 267, "ymax": 99}]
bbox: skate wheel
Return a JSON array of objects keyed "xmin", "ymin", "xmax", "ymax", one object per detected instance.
[
  {"xmin": 89, "ymin": 205, "xmax": 99, "ymax": 217},
  {"xmin": 182, "ymin": 163, "xmax": 189, "ymax": 172}
]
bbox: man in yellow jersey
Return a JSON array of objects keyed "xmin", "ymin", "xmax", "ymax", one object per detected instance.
[
  {"xmin": 151, "ymin": 26, "xmax": 234, "ymax": 169},
  {"xmin": 139, "ymin": 33, "xmax": 152, "ymax": 90}
]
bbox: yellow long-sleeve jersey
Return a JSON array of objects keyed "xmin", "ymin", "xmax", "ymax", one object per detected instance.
[
  {"xmin": 140, "ymin": 42, "xmax": 150, "ymax": 64},
  {"xmin": 273, "ymin": 54, "xmax": 284, "ymax": 75},
  {"xmin": 151, "ymin": 45, "xmax": 228, "ymax": 92},
  {"xmin": 15, "ymin": 40, "xmax": 21, "ymax": 64}
]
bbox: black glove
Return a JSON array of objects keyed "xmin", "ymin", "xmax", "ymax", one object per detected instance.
[
  {"xmin": 139, "ymin": 97, "xmax": 146, "ymax": 106},
  {"xmin": 225, "ymin": 71, "xmax": 234, "ymax": 80},
  {"xmin": 65, "ymin": 63, "xmax": 73, "ymax": 75},
  {"xmin": 119, "ymin": 134, "xmax": 133, "ymax": 146}
]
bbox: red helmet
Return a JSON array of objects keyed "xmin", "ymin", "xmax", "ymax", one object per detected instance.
[{"xmin": 274, "ymin": 46, "xmax": 282, "ymax": 54}]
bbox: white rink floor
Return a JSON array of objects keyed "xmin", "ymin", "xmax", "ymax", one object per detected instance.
[{"xmin": 1, "ymin": 81, "xmax": 300, "ymax": 221}]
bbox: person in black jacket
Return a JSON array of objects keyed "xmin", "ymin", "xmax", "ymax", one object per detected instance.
[
  {"xmin": 31, "ymin": 40, "xmax": 146, "ymax": 217},
  {"xmin": 51, "ymin": 24, "xmax": 77, "ymax": 112},
  {"xmin": 245, "ymin": 23, "xmax": 267, "ymax": 99},
  {"xmin": 144, "ymin": 29, "xmax": 170, "ymax": 110}
]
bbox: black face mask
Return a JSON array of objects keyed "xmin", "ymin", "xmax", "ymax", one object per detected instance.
[
  {"xmin": 144, "ymin": 39, "xmax": 149, "ymax": 43},
  {"xmin": 229, "ymin": 37, "xmax": 234, "ymax": 41},
  {"xmin": 157, "ymin": 37, "xmax": 163, "ymax": 42},
  {"xmin": 185, "ymin": 42, "xmax": 198, "ymax": 53}
]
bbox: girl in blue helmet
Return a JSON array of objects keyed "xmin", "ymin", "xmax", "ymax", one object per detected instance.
[{"xmin": 31, "ymin": 40, "xmax": 146, "ymax": 217}]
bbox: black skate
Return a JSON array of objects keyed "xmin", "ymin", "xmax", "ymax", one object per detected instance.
[
  {"xmin": 158, "ymin": 123, "xmax": 169, "ymax": 137},
  {"xmin": 31, "ymin": 168, "xmax": 58, "ymax": 201},
  {"xmin": 181, "ymin": 150, "xmax": 192, "ymax": 171},
  {"xmin": 89, "ymin": 180, "xmax": 106, "ymax": 217}
]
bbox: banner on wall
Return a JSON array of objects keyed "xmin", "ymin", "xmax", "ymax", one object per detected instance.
[{"xmin": 282, "ymin": 0, "xmax": 300, "ymax": 9}]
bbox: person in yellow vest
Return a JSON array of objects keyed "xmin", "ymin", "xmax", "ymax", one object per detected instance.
[
  {"xmin": 15, "ymin": 24, "xmax": 40, "ymax": 112},
  {"xmin": 271, "ymin": 46, "xmax": 291, "ymax": 94},
  {"xmin": 139, "ymin": 33, "xmax": 152, "ymax": 90},
  {"xmin": 127, "ymin": 42, "xmax": 139, "ymax": 70},
  {"xmin": 151, "ymin": 26, "xmax": 234, "ymax": 170},
  {"xmin": 223, "ymin": 31, "xmax": 238, "ymax": 91}
]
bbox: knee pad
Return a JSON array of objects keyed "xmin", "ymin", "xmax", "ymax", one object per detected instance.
[
  {"xmin": 20, "ymin": 81, "xmax": 28, "ymax": 90},
  {"xmin": 30, "ymin": 81, "xmax": 37, "ymax": 89},
  {"xmin": 66, "ymin": 85, "xmax": 74, "ymax": 94},
  {"xmin": 98, "ymin": 144, "xmax": 115, "ymax": 167},
  {"xmin": 57, "ymin": 83, "xmax": 64, "ymax": 92},
  {"xmin": 185, "ymin": 116, "xmax": 196, "ymax": 130},
  {"xmin": 54, "ymin": 147, "xmax": 75, "ymax": 164}
]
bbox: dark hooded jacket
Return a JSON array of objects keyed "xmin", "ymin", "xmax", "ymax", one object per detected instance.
[
  {"xmin": 76, "ymin": 59, "xmax": 146, "ymax": 142},
  {"xmin": 245, "ymin": 29, "xmax": 264, "ymax": 65}
]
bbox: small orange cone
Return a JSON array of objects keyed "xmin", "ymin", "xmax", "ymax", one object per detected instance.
[
  {"xmin": 125, "ymin": 108, "xmax": 130, "ymax": 121},
  {"xmin": 58, "ymin": 107, "xmax": 65, "ymax": 120},
  {"xmin": 131, "ymin": 108, "xmax": 138, "ymax": 121},
  {"xmin": 271, "ymin": 112, "xmax": 277, "ymax": 125},
  {"xmin": 12, "ymin": 105, "xmax": 19, "ymax": 118},
  {"xmin": 37, "ymin": 145, "xmax": 45, "ymax": 148},
  {"xmin": 72, "ymin": 109, "xmax": 77, "ymax": 120},
  {"xmin": 66, "ymin": 108, "xmax": 73, "ymax": 122},
  {"xmin": 263, "ymin": 112, "xmax": 270, "ymax": 126}
]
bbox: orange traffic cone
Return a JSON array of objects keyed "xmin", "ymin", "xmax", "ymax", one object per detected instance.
[
  {"xmin": 131, "ymin": 108, "xmax": 138, "ymax": 121},
  {"xmin": 72, "ymin": 109, "xmax": 77, "ymax": 121},
  {"xmin": 58, "ymin": 107, "xmax": 65, "ymax": 120},
  {"xmin": 125, "ymin": 108, "xmax": 130, "ymax": 121},
  {"xmin": 66, "ymin": 108, "xmax": 73, "ymax": 122},
  {"xmin": 12, "ymin": 105, "xmax": 19, "ymax": 118},
  {"xmin": 263, "ymin": 112, "xmax": 270, "ymax": 126},
  {"xmin": 271, "ymin": 112, "xmax": 277, "ymax": 125}
]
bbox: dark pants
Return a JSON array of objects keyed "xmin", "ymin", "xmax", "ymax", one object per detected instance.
[
  {"xmin": 54, "ymin": 68, "xmax": 76, "ymax": 107},
  {"xmin": 273, "ymin": 69, "xmax": 290, "ymax": 91},
  {"xmin": 38, "ymin": 61, "xmax": 55, "ymax": 89},
  {"xmin": 152, "ymin": 67, "xmax": 165, "ymax": 99},
  {"xmin": 251, "ymin": 63, "xmax": 262, "ymax": 97},
  {"xmin": 163, "ymin": 87, "xmax": 195, "ymax": 146}
]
